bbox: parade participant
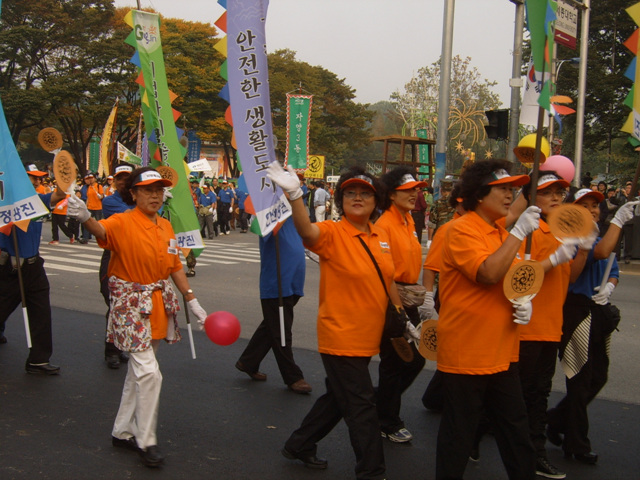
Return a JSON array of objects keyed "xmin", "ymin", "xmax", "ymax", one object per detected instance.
[
  {"xmin": 313, "ymin": 181, "xmax": 331, "ymax": 222},
  {"xmin": 269, "ymin": 162, "xmax": 394, "ymax": 480},
  {"xmin": 513, "ymin": 172, "xmax": 590, "ymax": 480},
  {"xmin": 78, "ymin": 172, "xmax": 104, "ymax": 243},
  {"xmin": 427, "ymin": 175, "xmax": 455, "ymax": 239},
  {"xmin": 235, "ymin": 216, "xmax": 311, "ymax": 393},
  {"xmin": 198, "ymin": 183, "xmax": 217, "ymax": 239},
  {"xmin": 217, "ymin": 180, "xmax": 235, "ymax": 235},
  {"xmin": 187, "ymin": 179, "xmax": 201, "ymax": 277},
  {"xmin": 0, "ymin": 164, "xmax": 65, "ymax": 373},
  {"xmin": 435, "ymin": 159, "xmax": 538, "ymax": 480},
  {"xmin": 547, "ymin": 190, "xmax": 640, "ymax": 465},
  {"xmin": 375, "ymin": 166, "xmax": 427, "ymax": 443},
  {"xmin": 104, "ymin": 175, "xmax": 115, "ymax": 196},
  {"xmin": 410, "ymin": 183, "xmax": 428, "ymax": 245},
  {"xmin": 100, "ymin": 164, "xmax": 135, "ymax": 369},
  {"xmin": 49, "ymin": 190, "xmax": 76, "ymax": 245},
  {"xmin": 67, "ymin": 166, "xmax": 208, "ymax": 467},
  {"xmin": 236, "ymin": 185, "xmax": 249, "ymax": 233}
]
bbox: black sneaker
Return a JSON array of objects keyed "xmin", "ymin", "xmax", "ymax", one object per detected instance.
[{"xmin": 536, "ymin": 457, "xmax": 566, "ymax": 479}]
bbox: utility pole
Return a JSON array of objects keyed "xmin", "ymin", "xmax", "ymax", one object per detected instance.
[
  {"xmin": 508, "ymin": 0, "xmax": 525, "ymax": 163},
  {"xmin": 574, "ymin": 0, "xmax": 590, "ymax": 187}
]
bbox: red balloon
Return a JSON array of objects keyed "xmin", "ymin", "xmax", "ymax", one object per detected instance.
[
  {"xmin": 540, "ymin": 155, "xmax": 575, "ymax": 182},
  {"xmin": 204, "ymin": 311, "xmax": 241, "ymax": 346}
]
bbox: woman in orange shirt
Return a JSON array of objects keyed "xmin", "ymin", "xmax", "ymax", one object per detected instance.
[
  {"xmin": 68, "ymin": 167, "xmax": 207, "ymax": 468},
  {"xmin": 269, "ymin": 163, "xmax": 399, "ymax": 480},
  {"xmin": 435, "ymin": 159, "xmax": 539, "ymax": 480},
  {"xmin": 374, "ymin": 166, "xmax": 427, "ymax": 443}
]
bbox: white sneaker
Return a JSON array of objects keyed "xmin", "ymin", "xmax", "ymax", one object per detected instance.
[{"xmin": 381, "ymin": 427, "xmax": 413, "ymax": 443}]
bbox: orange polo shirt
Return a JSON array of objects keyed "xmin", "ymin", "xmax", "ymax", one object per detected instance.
[
  {"xmin": 375, "ymin": 204, "xmax": 423, "ymax": 283},
  {"xmin": 423, "ymin": 212, "xmax": 462, "ymax": 273},
  {"xmin": 86, "ymin": 184, "xmax": 103, "ymax": 210},
  {"xmin": 519, "ymin": 219, "xmax": 570, "ymax": 342},
  {"xmin": 53, "ymin": 194, "xmax": 70, "ymax": 215},
  {"xmin": 437, "ymin": 211, "xmax": 521, "ymax": 375},
  {"xmin": 309, "ymin": 219, "xmax": 395, "ymax": 357},
  {"xmin": 98, "ymin": 208, "xmax": 182, "ymax": 339}
]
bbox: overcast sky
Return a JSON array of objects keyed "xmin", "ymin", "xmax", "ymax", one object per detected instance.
[{"xmin": 114, "ymin": 0, "xmax": 519, "ymax": 106}]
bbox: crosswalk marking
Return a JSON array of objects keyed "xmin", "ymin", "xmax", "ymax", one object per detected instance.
[{"xmin": 39, "ymin": 238, "xmax": 262, "ymax": 273}]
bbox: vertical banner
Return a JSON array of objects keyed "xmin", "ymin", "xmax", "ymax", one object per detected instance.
[
  {"xmin": 227, "ymin": 0, "xmax": 291, "ymax": 237},
  {"xmin": 416, "ymin": 129, "xmax": 430, "ymax": 177},
  {"xmin": 284, "ymin": 94, "xmax": 312, "ymax": 171},
  {"xmin": 187, "ymin": 130, "xmax": 201, "ymax": 163},
  {"xmin": 87, "ymin": 136, "xmax": 101, "ymax": 173},
  {"xmin": 124, "ymin": 10, "xmax": 202, "ymax": 251},
  {"xmin": 99, "ymin": 98, "xmax": 118, "ymax": 177}
]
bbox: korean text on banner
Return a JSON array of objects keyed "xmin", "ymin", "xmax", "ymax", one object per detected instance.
[
  {"xmin": 285, "ymin": 94, "xmax": 312, "ymax": 171},
  {"xmin": 227, "ymin": 0, "xmax": 290, "ymax": 237}
]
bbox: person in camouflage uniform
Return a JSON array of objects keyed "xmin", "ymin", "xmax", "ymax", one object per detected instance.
[{"xmin": 427, "ymin": 176, "xmax": 456, "ymax": 239}]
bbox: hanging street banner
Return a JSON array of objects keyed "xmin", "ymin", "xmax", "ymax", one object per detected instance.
[
  {"xmin": 117, "ymin": 142, "xmax": 142, "ymax": 165},
  {"xmin": 226, "ymin": 0, "xmax": 291, "ymax": 237},
  {"xmin": 124, "ymin": 9, "xmax": 203, "ymax": 252},
  {"xmin": 305, "ymin": 154, "xmax": 325, "ymax": 179},
  {"xmin": 285, "ymin": 94, "xmax": 312, "ymax": 171},
  {"xmin": 520, "ymin": 61, "xmax": 551, "ymax": 127}
]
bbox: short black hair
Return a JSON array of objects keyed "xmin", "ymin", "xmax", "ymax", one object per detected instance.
[
  {"xmin": 124, "ymin": 166, "xmax": 159, "ymax": 205},
  {"xmin": 334, "ymin": 166, "xmax": 383, "ymax": 220},
  {"xmin": 458, "ymin": 159, "xmax": 513, "ymax": 211},
  {"xmin": 379, "ymin": 166, "xmax": 419, "ymax": 211}
]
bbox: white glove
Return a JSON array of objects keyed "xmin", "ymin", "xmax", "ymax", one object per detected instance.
[
  {"xmin": 513, "ymin": 301, "xmax": 532, "ymax": 325},
  {"xmin": 67, "ymin": 194, "xmax": 91, "ymax": 223},
  {"xmin": 510, "ymin": 206, "xmax": 541, "ymax": 241},
  {"xmin": 266, "ymin": 162, "xmax": 303, "ymax": 201},
  {"xmin": 592, "ymin": 282, "xmax": 615, "ymax": 305},
  {"xmin": 163, "ymin": 188, "xmax": 173, "ymax": 202},
  {"xmin": 611, "ymin": 200, "xmax": 640, "ymax": 228},
  {"xmin": 550, "ymin": 242, "xmax": 578, "ymax": 267},
  {"xmin": 187, "ymin": 298, "xmax": 207, "ymax": 331},
  {"xmin": 404, "ymin": 321, "xmax": 421, "ymax": 344},
  {"xmin": 576, "ymin": 222, "xmax": 599, "ymax": 251},
  {"xmin": 229, "ymin": 206, "xmax": 233, "ymax": 213},
  {"xmin": 418, "ymin": 291, "xmax": 435, "ymax": 320}
]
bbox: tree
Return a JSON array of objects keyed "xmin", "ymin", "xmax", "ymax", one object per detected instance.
[
  {"xmin": 267, "ymin": 49, "xmax": 373, "ymax": 173},
  {"xmin": 391, "ymin": 55, "xmax": 502, "ymax": 173},
  {"xmin": 554, "ymin": 0, "xmax": 637, "ymax": 182}
]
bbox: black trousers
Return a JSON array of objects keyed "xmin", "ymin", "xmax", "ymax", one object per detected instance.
[
  {"xmin": 82, "ymin": 209, "xmax": 102, "ymax": 240},
  {"xmin": 376, "ymin": 305, "xmax": 425, "ymax": 433},
  {"xmin": 518, "ymin": 340, "xmax": 559, "ymax": 458},
  {"xmin": 285, "ymin": 354, "xmax": 386, "ymax": 480},
  {"xmin": 547, "ymin": 328, "xmax": 609, "ymax": 455},
  {"xmin": 411, "ymin": 210, "xmax": 426, "ymax": 244},
  {"xmin": 436, "ymin": 363, "xmax": 535, "ymax": 480},
  {"xmin": 237, "ymin": 295, "xmax": 303, "ymax": 385},
  {"xmin": 51, "ymin": 214, "xmax": 74, "ymax": 241},
  {"xmin": 218, "ymin": 203, "xmax": 231, "ymax": 233},
  {"xmin": 0, "ymin": 257, "xmax": 53, "ymax": 364},
  {"xmin": 99, "ymin": 250, "xmax": 121, "ymax": 358}
]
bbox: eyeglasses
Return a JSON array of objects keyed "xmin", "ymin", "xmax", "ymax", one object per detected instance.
[
  {"xmin": 343, "ymin": 190, "xmax": 374, "ymax": 200},
  {"xmin": 537, "ymin": 189, "xmax": 568, "ymax": 199},
  {"xmin": 136, "ymin": 186, "xmax": 164, "ymax": 196}
]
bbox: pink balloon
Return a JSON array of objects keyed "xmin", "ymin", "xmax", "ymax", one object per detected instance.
[
  {"xmin": 540, "ymin": 155, "xmax": 575, "ymax": 182},
  {"xmin": 204, "ymin": 311, "xmax": 241, "ymax": 346}
]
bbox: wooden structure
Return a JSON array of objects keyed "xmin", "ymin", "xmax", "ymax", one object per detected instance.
[{"xmin": 371, "ymin": 135, "xmax": 436, "ymax": 179}]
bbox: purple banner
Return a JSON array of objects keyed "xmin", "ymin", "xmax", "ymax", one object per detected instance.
[{"xmin": 227, "ymin": 0, "xmax": 290, "ymax": 236}]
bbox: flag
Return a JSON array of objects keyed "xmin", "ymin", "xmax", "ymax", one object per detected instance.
[
  {"xmin": 99, "ymin": 98, "xmax": 118, "ymax": 177},
  {"xmin": 225, "ymin": 0, "xmax": 291, "ymax": 237},
  {"xmin": 124, "ymin": 10, "xmax": 202, "ymax": 253},
  {"xmin": 285, "ymin": 94, "xmax": 313, "ymax": 171},
  {"xmin": 116, "ymin": 142, "xmax": 142, "ymax": 165},
  {"xmin": 520, "ymin": 62, "xmax": 551, "ymax": 127},
  {"xmin": 0, "ymin": 99, "xmax": 48, "ymax": 234},
  {"xmin": 525, "ymin": 0, "xmax": 557, "ymax": 112}
]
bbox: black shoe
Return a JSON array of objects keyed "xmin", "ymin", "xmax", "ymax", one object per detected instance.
[
  {"xmin": 235, "ymin": 360, "xmax": 267, "ymax": 381},
  {"xmin": 186, "ymin": 269, "xmax": 195, "ymax": 277},
  {"xmin": 546, "ymin": 425, "xmax": 563, "ymax": 447},
  {"xmin": 536, "ymin": 457, "xmax": 566, "ymax": 479},
  {"xmin": 112, "ymin": 436, "xmax": 140, "ymax": 452},
  {"xmin": 0, "ymin": 334, "xmax": 6, "ymax": 344},
  {"xmin": 106, "ymin": 355, "xmax": 120, "ymax": 369},
  {"xmin": 282, "ymin": 447, "xmax": 328, "ymax": 469},
  {"xmin": 565, "ymin": 451, "xmax": 598, "ymax": 464},
  {"xmin": 139, "ymin": 445, "xmax": 165, "ymax": 467},
  {"xmin": 25, "ymin": 362, "xmax": 60, "ymax": 375},
  {"xmin": 119, "ymin": 352, "xmax": 129, "ymax": 363},
  {"xmin": 469, "ymin": 447, "xmax": 480, "ymax": 462},
  {"xmin": 78, "ymin": 238, "xmax": 89, "ymax": 244}
]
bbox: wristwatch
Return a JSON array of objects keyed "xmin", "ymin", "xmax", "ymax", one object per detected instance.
[{"xmin": 184, "ymin": 289, "xmax": 193, "ymax": 296}]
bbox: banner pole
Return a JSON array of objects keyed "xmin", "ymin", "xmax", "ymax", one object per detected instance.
[
  {"xmin": 11, "ymin": 227, "xmax": 32, "ymax": 348},
  {"xmin": 275, "ymin": 232, "xmax": 286, "ymax": 347}
]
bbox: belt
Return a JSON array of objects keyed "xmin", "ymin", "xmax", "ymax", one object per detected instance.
[{"xmin": 0, "ymin": 251, "xmax": 38, "ymax": 268}]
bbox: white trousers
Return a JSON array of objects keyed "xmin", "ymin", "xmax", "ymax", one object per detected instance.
[
  {"xmin": 112, "ymin": 340, "xmax": 162, "ymax": 450},
  {"xmin": 315, "ymin": 204, "xmax": 326, "ymax": 221}
]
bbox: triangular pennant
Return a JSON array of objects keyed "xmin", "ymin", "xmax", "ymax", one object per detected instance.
[
  {"xmin": 624, "ymin": 86, "xmax": 635, "ymax": 109},
  {"xmin": 214, "ymin": 35, "xmax": 227, "ymax": 56},
  {"xmin": 552, "ymin": 104, "xmax": 575, "ymax": 115},
  {"xmin": 15, "ymin": 218, "xmax": 31, "ymax": 232},
  {"xmin": 220, "ymin": 60, "xmax": 228, "ymax": 81},
  {"xmin": 626, "ymin": 2, "xmax": 640, "ymax": 26},
  {"xmin": 218, "ymin": 83, "xmax": 230, "ymax": 103},
  {"xmin": 169, "ymin": 90, "xmax": 178, "ymax": 103},
  {"xmin": 550, "ymin": 95, "xmax": 572, "ymax": 104},
  {"xmin": 629, "ymin": 135, "xmax": 640, "ymax": 147},
  {"xmin": 215, "ymin": 11, "xmax": 227, "ymax": 33},
  {"xmin": 624, "ymin": 28, "xmax": 640, "ymax": 55},
  {"xmin": 625, "ymin": 57, "xmax": 637, "ymax": 82},
  {"xmin": 135, "ymin": 70, "xmax": 145, "ymax": 86},
  {"xmin": 225, "ymin": 104, "xmax": 233, "ymax": 126},
  {"xmin": 172, "ymin": 108, "xmax": 181, "ymax": 122},
  {"xmin": 218, "ymin": 0, "xmax": 227, "ymax": 9},
  {"xmin": 621, "ymin": 112, "xmax": 634, "ymax": 134},
  {"xmin": 538, "ymin": 79, "xmax": 552, "ymax": 111},
  {"xmin": 124, "ymin": 29, "xmax": 137, "ymax": 48},
  {"xmin": 130, "ymin": 50, "xmax": 141, "ymax": 68}
]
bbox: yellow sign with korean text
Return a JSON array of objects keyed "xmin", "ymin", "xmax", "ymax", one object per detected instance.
[{"xmin": 305, "ymin": 155, "xmax": 325, "ymax": 179}]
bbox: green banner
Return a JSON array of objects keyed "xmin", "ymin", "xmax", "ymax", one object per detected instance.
[
  {"xmin": 125, "ymin": 10, "xmax": 202, "ymax": 252},
  {"xmin": 285, "ymin": 94, "xmax": 312, "ymax": 170}
]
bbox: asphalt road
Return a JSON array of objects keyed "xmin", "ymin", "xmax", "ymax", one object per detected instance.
[{"xmin": 1, "ymin": 223, "xmax": 639, "ymax": 479}]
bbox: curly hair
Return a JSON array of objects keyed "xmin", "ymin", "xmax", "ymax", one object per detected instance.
[
  {"xmin": 379, "ymin": 166, "xmax": 419, "ymax": 211},
  {"xmin": 458, "ymin": 159, "xmax": 513, "ymax": 212},
  {"xmin": 334, "ymin": 166, "xmax": 384, "ymax": 220}
]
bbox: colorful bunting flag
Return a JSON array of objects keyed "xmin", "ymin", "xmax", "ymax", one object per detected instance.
[{"xmin": 622, "ymin": 2, "xmax": 640, "ymax": 142}]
